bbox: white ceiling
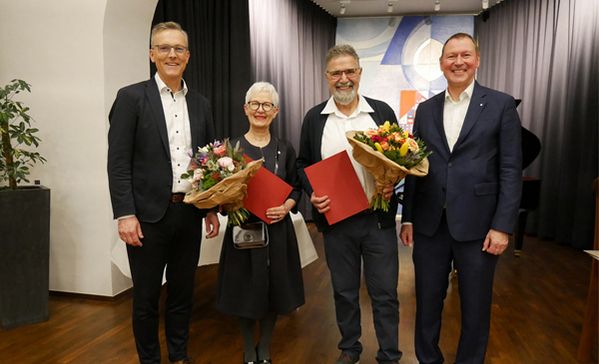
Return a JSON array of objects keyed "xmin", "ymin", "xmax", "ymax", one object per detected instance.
[{"xmin": 310, "ymin": 0, "xmax": 503, "ymax": 17}]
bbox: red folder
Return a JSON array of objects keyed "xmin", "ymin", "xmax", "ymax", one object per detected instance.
[
  {"xmin": 244, "ymin": 165, "xmax": 293, "ymax": 224},
  {"xmin": 304, "ymin": 150, "xmax": 369, "ymax": 225}
]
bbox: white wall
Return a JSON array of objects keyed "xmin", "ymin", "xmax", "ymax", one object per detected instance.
[{"xmin": 0, "ymin": 0, "xmax": 157, "ymax": 296}]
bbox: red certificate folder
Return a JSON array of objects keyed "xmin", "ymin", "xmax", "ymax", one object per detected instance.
[
  {"xmin": 304, "ymin": 150, "xmax": 369, "ymax": 225},
  {"xmin": 244, "ymin": 166, "xmax": 293, "ymax": 224}
]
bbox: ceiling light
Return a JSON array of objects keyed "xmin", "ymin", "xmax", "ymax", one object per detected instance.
[
  {"xmin": 387, "ymin": 2, "xmax": 394, "ymax": 13},
  {"xmin": 339, "ymin": 0, "xmax": 349, "ymax": 15},
  {"xmin": 434, "ymin": 0, "xmax": 440, "ymax": 11},
  {"xmin": 482, "ymin": 0, "xmax": 489, "ymax": 9}
]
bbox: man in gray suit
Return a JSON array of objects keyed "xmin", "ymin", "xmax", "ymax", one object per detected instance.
[
  {"xmin": 108, "ymin": 21, "xmax": 219, "ymax": 364},
  {"xmin": 401, "ymin": 33, "xmax": 522, "ymax": 364}
]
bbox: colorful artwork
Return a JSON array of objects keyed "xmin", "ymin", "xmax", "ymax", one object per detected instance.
[{"xmin": 337, "ymin": 16, "xmax": 474, "ymax": 132}]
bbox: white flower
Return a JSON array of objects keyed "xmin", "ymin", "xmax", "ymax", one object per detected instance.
[
  {"xmin": 217, "ymin": 156, "xmax": 235, "ymax": 172},
  {"xmin": 193, "ymin": 168, "xmax": 204, "ymax": 181}
]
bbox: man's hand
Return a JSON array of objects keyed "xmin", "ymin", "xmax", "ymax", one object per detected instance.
[
  {"xmin": 118, "ymin": 216, "xmax": 144, "ymax": 247},
  {"xmin": 382, "ymin": 184, "xmax": 395, "ymax": 201},
  {"xmin": 310, "ymin": 192, "xmax": 330, "ymax": 214},
  {"xmin": 400, "ymin": 224, "xmax": 413, "ymax": 247},
  {"xmin": 482, "ymin": 228, "xmax": 509, "ymax": 255},
  {"xmin": 204, "ymin": 211, "xmax": 220, "ymax": 239}
]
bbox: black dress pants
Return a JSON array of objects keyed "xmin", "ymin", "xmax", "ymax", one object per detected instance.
[
  {"xmin": 412, "ymin": 212, "xmax": 498, "ymax": 364},
  {"xmin": 127, "ymin": 202, "xmax": 204, "ymax": 364},
  {"xmin": 323, "ymin": 212, "xmax": 402, "ymax": 363}
]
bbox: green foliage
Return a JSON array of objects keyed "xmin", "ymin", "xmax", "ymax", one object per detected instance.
[{"xmin": 0, "ymin": 79, "xmax": 46, "ymax": 189}]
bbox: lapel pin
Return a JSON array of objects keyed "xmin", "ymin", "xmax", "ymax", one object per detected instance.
[{"xmin": 480, "ymin": 103, "xmax": 484, "ymax": 107}]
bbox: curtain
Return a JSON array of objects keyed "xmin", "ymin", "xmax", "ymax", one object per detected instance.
[
  {"xmin": 152, "ymin": 0, "xmax": 252, "ymax": 139},
  {"xmin": 248, "ymin": 0, "xmax": 336, "ymax": 218},
  {"xmin": 475, "ymin": 0, "xmax": 598, "ymax": 248},
  {"xmin": 248, "ymin": 0, "xmax": 336, "ymax": 151}
]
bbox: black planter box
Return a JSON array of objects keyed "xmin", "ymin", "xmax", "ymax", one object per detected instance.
[{"xmin": 0, "ymin": 186, "xmax": 50, "ymax": 328}]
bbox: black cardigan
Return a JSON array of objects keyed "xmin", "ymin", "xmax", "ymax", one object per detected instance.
[{"xmin": 296, "ymin": 96, "xmax": 399, "ymax": 232}]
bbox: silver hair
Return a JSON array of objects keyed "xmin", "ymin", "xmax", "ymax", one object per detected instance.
[
  {"xmin": 325, "ymin": 44, "xmax": 360, "ymax": 69},
  {"xmin": 244, "ymin": 81, "xmax": 280, "ymax": 107}
]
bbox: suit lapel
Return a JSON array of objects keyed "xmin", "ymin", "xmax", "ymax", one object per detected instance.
[
  {"xmin": 431, "ymin": 93, "xmax": 451, "ymax": 158},
  {"xmin": 186, "ymin": 91, "xmax": 199, "ymax": 148},
  {"xmin": 146, "ymin": 79, "xmax": 171, "ymax": 159},
  {"xmin": 454, "ymin": 82, "xmax": 487, "ymax": 150}
]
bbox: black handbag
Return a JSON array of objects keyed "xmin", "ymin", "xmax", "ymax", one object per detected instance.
[{"xmin": 232, "ymin": 222, "xmax": 269, "ymax": 249}]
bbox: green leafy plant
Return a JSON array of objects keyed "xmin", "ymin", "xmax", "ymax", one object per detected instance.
[{"xmin": 0, "ymin": 79, "xmax": 46, "ymax": 190}]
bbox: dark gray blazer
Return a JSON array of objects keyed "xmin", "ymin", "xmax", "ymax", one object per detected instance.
[{"xmin": 107, "ymin": 78, "xmax": 215, "ymax": 222}]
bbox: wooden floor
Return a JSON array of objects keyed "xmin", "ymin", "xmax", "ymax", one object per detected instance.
[{"xmin": 0, "ymin": 223, "xmax": 595, "ymax": 364}]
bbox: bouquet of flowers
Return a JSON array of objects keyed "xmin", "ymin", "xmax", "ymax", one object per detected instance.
[
  {"xmin": 181, "ymin": 139, "xmax": 263, "ymax": 225},
  {"xmin": 346, "ymin": 121, "xmax": 431, "ymax": 211}
]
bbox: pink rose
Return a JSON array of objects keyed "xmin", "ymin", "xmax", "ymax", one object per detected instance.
[
  {"xmin": 217, "ymin": 156, "xmax": 235, "ymax": 172},
  {"xmin": 213, "ymin": 144, "xmax": 227, "ymax": 156}
]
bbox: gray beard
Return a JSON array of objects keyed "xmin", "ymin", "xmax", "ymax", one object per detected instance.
[{"xmin": 333, "ymin": 89, "xmax": 356, "ymax": 105}]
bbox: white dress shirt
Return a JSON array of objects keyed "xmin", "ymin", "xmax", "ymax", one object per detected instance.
[
  {"xmin": 402, "ymin": 80, "xmax": 475, "ymax": 227},
  {"xmin": 443, "ymin": 80, "xmax": 475, "ymax": 152},
  {"xmin": 320, "ymin": 95, "xmax": 378, "ymax": 199},
  {"xmin": 154, "ymin": 73, "xmax": 193, "ymax": 193}
]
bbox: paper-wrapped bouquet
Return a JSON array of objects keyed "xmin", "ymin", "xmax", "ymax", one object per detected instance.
[
  {"xmin": 181, "ymin": 139, "xmax": 262, "ymax": 225},
  {"xmin": 347, "ymin": 121, "xmax": 431, "ymax": 211}
]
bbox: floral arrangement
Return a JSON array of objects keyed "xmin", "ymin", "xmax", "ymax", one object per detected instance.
[
  {"xmin": 347, "ymin": 121, "xmax": 431, "ymax": 211},
  {"xmin": 181, "ymin": 139, "xmax": 263, "ymax": 225},
  {"xmin": 353, "ymin": 121, "xmax": 431, "ymax": 170}
]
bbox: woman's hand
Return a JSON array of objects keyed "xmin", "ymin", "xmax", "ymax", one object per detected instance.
[{"xmin": 266, "ymin": 199, "xmax": 295, "ymax": 224}]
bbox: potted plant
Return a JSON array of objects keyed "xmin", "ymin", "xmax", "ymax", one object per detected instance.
[{"xmin": 0, "ymin": 79, "xmax": 50, "ymax": 328}]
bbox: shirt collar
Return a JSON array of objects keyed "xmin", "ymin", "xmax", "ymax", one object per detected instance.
[
  {"xmin": 445, "ymin": 80, "xmax": 475, "ymax": 103},
  {"xmin": 154, "ymin": 73, "xmax": 188, "ymax": 96},
  {"xmin": 321, "ymin": 94, "xmax": 374, "ymax": 118}
]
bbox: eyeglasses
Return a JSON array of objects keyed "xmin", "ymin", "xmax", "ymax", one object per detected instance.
[
  {"xmin": 247, "ymin": 101, "xmax": 275, "ymax": 112},
  {"xmin": 326, "ymin": 68, "xmax": 361, "ymax": 80},
  {"xmin": 153, "ymin": 44, "xmax": 188, "ymax": 55}
]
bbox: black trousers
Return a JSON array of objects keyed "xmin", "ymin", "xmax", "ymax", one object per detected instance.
[
  {"xmin": 323, "ymin": 212, "xmax": 402, "ymax": 363},
  {"xmin": 127, "ymin": 202, "xmax": 204, "ymax": 364},
  {"xmin": 412, "ymin": 212, "xmax": 498, "ymax": 364}
]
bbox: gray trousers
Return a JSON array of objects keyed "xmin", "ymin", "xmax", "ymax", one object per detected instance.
[{"xmin": 323, "ymin": 211, "xmax": 402, "ymax": 363}]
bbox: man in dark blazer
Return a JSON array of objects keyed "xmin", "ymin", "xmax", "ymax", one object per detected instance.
[
  {"xmin": 108, "ymin": 22, "xmax": 219, "ymax": 364},
  {"xmin": 400, "ymin": 33, "xmax": 522, "ymax": 364},
  {"xmin": 297, "ymin": 44, "xmax": 401, "ymax": 364}
]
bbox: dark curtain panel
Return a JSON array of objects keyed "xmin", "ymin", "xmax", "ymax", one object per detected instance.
[
  {"xmin": 152, "ymin": 0, "xmax": 252, "ymax": 139},
  {"xmin": 248, "ymin": 0, "xmax": 336, "ymax": 219},
  {"xmin": 475, "ymin": 0, "xmax": 598, "ymax": 248},
  {"xmin": 248, "ymin": 0, "xmax": 336, "ymax": 150}
]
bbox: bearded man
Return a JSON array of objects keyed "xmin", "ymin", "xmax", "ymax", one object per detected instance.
[{"xmin": 297, "ymin": 44, "xmax": 402, "ymax": 364}]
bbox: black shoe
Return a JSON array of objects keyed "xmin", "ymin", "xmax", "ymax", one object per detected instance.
[
  {"xmin": 257, "ymin": 360, "xmax": 272, "ymax": 364},
  {"xmin": 335, "ymin": 352, "xmax": 360, "ymax": 364}
]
